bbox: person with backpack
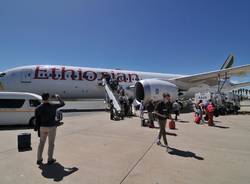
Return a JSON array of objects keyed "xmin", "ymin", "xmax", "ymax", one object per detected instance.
[{"xmin": 206, "ymin": 99, "xmax": 215, "ymax": 126}]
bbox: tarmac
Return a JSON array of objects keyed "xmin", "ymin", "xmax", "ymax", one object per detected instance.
[{"xmin": 0, "ymin": 101, "xmax": 250, "ymax": 184}]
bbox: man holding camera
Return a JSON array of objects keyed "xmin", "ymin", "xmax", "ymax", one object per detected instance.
[{"xmin": 35, "ymin": 93, "xmax": 65, "ymax": 165}]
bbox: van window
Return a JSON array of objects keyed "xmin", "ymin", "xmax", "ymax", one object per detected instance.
[
  {"xmin": 0, "ymin": 99, "xmax": 25, "ymax": 108},
  {"xmin": 29, "ymin": 100, "xmax": 41, "ymax": 107}
]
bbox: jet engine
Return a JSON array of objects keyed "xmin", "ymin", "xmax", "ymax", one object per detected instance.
[{"xmin": 135, "ymin": 79, "xmax": 178, "ymax": 103}]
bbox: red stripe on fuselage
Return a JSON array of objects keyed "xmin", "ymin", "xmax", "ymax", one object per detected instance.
[{"xmin": 34, "ymin": 66, "xmax": 140, "ymax": 83}]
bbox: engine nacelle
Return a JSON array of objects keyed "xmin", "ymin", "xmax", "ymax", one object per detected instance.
[{"xmin": 135, "ymin": 79, "xmax": 178, "ymax": 103}]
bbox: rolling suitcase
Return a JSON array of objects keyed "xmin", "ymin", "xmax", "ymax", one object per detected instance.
[
  {"xmin": 168, "ymin": 120, "xmax": 176, "ymax": 129},
  {"xmin": 141, "ymin": 119, "xmax": 145, "ymax": 127},
  {"xmin": 195, "ymin": 116, "xmax": 201, "ymax": 124},
  {"xmin": 18, "ymin": 133, "xmax": 31, "ymax": 151}
]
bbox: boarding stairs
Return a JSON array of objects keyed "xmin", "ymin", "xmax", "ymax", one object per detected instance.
[{"xmin": 103, "ymin": 81, "xmax": 122, "ymax": 113}]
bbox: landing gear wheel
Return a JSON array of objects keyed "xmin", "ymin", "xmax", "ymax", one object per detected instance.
[{"xmin": 29, "ymin": 117, "xmax": 36, "ymax": 127}]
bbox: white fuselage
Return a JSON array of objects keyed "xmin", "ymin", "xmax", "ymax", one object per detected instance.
[
  {"xmin": 0, "ymin": 65, "xmax": 184, "ymax": 99},
  {"xmin": 0, "ymin": 65, "xmax": 234, "ymax": 99}
]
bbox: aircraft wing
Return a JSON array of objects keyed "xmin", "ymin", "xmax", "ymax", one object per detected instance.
[
  {"xmin": 231, "ymin": 81, "xmax": 250, "ymax": 88},
  {"xmin": 168, "ymin": 64, "xmax": 250, "ymax": 90}
]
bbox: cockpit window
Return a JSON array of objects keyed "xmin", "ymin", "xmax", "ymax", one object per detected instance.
[{"xmin": 0, "ymin": 73, "xmax": 6, "ymax": 77}]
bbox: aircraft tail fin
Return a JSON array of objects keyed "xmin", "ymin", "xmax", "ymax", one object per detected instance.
[{"xmin": 220, "ymin": 54, "xmax": 234, "ymax": 70}]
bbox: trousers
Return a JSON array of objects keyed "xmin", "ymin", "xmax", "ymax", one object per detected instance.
[
  {"xmin": 158, "ymin": 119, "xmax": 168, "ymax": 146},
  {"xmin": 37, "ymin": 126, "xmax": 57, "ymax": 161}
]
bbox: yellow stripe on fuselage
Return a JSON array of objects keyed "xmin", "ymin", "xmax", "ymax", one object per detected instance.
[{"xmin": 0, "ymin": 108, "xmax": 35, "ymax": 113}]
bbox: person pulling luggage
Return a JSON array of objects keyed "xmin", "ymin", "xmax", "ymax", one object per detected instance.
[{"xmin": 154, "ymin": 93, "xmax": 173, "ymax": 152}]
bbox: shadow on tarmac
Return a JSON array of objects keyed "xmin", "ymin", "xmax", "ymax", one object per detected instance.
[
  {"xmin": 213, "ymin": 120, "xmax": 222, "ymax": 123},
  {"xmin": 0, "ymin": 125, "xmax": 32, "ymax": 131},
  {"xmin": 0, "ymin": 122, "xmax": 64, "ymax": 131},
  {"xmin": 39, "ymin": 162, "xmax": 78, "ymax": 182},
  {"xmin": 213, "ymin": 125, "xmax": 230, "ymax": 129},
  {"xmin": 166, "ymin": 132, "xmax": 178, "ymax": 136},
  {"xmin": 177, "ymin": 120, "xmax": 190, "ymax": 123},
  {"xmin": 168, "ymin": 147, "xmax": 204, "ymax": 160}
]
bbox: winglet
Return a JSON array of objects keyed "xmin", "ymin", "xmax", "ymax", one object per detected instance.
[{"xmin": 220, "ymin": 54, "xmax": 234, "ymax": 70}]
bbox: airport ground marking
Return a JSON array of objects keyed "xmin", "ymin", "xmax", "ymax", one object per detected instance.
[{"xmin": 119, "ymin": 140, "xmax": 155, "ymax": 184}]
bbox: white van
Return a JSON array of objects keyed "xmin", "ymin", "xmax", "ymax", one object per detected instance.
[
  {"xmin": 0, "ymin": 92, "xmax": 63, "ymax": 126},
  {"xmin": 0, "ymin": 92, "xmax": 43, "ymax": 126}
]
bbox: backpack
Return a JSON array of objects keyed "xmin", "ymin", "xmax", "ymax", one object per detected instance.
[{"xmin": 207, "ymin": 104, "xmax": 215, "ymax": 113}]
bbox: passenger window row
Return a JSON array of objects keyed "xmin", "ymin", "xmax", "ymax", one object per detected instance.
[{"xmin": 38, "ymin": 73, "xmax": 140, "ymax": 81}]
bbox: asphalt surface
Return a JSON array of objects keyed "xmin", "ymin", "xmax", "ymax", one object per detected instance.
[
  {"xmin": 62, "ymin": 100, "xmax": 106, "ymax": 111},
  {"xmin": 0, "ymin": 100, "xmax": 249, "ymax": 184}
]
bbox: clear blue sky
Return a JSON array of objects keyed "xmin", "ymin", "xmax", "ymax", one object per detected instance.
[{"xmin": 0, "ymin": 0, "xmax": 250, "ymax": 78}]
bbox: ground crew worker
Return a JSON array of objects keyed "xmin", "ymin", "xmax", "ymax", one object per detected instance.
[
  {"xmin": 154, "ymin": 93, "xmax": 173, "ymax": 152},
  {"xmin": 35, "ymin": 93, "xmax": 65, "ymax": 165}
]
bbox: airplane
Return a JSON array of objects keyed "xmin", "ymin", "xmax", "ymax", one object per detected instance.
[{"xmin": 0, "ymin": 55, "xmax": 250, "ymax": 103}]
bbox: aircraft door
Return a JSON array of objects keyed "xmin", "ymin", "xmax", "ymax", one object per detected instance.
[
  {"xmin": 97, "ymin": 72, "xmax": 104, "ymax": 86},
  {"xmin": 21, "ymin": 69, "xmax": 32, "ymax": 83}
]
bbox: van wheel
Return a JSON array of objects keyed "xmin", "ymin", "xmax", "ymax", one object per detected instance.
[{"xmin": 29, "ymin": 117, "xmax": 35, "ymax": 127}]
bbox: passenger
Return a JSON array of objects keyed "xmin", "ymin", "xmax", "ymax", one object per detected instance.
[
  {"xmin": 109, "ymin": 99, "xmax": 115, "ymax": 120},
  {"xmin": 106, "ymin": 75, "xmax": 111, "ymax": 86},
  {"xmin": 102, "ymin": 78, "xmax": 106, "ymax": 86},
  {"xmin": 139, "ymin": 100, "xmax": 144, "ymax": 119},
  {"xmin": 195, "ymin": 100, "xmax": 205, "ymax": 124},
  {"xmin": 119, "ymin": 90, "xmax": 127, "ymax": 118},
  {"xmin": 154, "ymin": 93, "xmax": 173, "ymax": 152},
  {"xmin": 117, "ymin": 85, "xmax": 123, "ymax": 95},
  {"xmin": 114, "ymin": 79, "xmax": 119, "ymax": 91},
  {"xmin": 123, "ymin": 96, "xmax": 130, "ymax": 116},
  {"xmin": 147, "ymin": 99, "xmax": 155, "ymax": 128},
  {"xmin": 35, "ymin": 93, "xmax": 65, "ymax": 165},
  {"xmin": 109, "ymin": 78, "xmax": 115, "ymax": 91},
  {"xmin": 128, "ymin": 98, "xmax": 134, "ymax": 116},
  {"xmin": 206, "ymin": 99, "xmax": 215, "ymax": 126},
  {"xmin": 172, "ymin": 100, "xmax": 181, "ymax": 121}
]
